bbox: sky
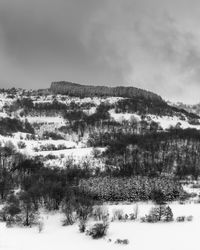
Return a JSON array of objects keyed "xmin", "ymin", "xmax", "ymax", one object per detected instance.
[{"xmin": 0, "ymin": 0, "xmax": 200, "ymax": 103}]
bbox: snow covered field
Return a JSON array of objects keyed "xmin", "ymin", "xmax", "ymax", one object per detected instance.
[{"xmin": 0, "ymin": 202, "xmax": 200, "ymax": 250}]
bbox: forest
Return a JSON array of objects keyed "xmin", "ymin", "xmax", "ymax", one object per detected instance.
[{"xmin": 50, "ymin": 81, "xmax": 163, "ymax": 100}]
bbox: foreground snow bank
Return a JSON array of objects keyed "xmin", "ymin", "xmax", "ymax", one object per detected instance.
[{"xmin": 1, "ymin": 203, "xmax": 200, "ymax": 250}]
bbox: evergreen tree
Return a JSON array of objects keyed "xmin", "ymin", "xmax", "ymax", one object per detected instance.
[{"xmin": 163, "ymin": 206, "xmax": 173, "ymax": 222}]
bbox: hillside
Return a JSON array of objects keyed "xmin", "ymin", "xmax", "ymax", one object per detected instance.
[
  {"xmin": 1, "ymin": 83, "xmax": 200, "ymax": 250},
  {"xmin": 169, "ymin": 101, "xmax": 200, "ymax": 116},
  {"xmin": 0, "ymin": 83, "xmax": 200, "ymax": 172}
]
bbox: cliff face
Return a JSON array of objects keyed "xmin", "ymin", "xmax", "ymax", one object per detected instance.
[{"xmin": 50, "ymin": 81, "xmax": 164, "ymax": 102}]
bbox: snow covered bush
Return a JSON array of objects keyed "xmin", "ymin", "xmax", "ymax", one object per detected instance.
[
  {"xmin": 129, "ymin": 213, "xmax": 136, "ymax": 220},
  {"xmin": 78, "ymin": 218, "xmax": 87, "ymax": 233},
  {"xmin": 43, "ymin": 131, "xmax": 64, "ymax": 140},
  {"xmin": 186, "ymin": 216, "xmax": 193, "ymax": 222},
  {"xmin": 176, "ymin": 216, "xmax": 186, "ymax": 222},
  {"xmin": 17, "ymin": 141, "xmax": 26, "ymax": 149},
  {"xmin": 57, "ymin": 144, "xmax": 68, "ymax": 150},
  {"xmin": 175, "ymin": 215, "xmax": 193, "ymax": 222},
  {"xmin": 44, "ymin": 154, "xmax": 57, "ymax": 160},
  {"xmin": 115, "ymin": 239, "xmax": 129, "ymax": 245},
  {"xmin": 112, "ymin": 209, "xmax": 124, "ymax": 221},
  {"xmin": 87, "ymin": 222, "xmax": 109, "ymax": 239},
  {"xmin": 92, "ymin": 205, "xmax": 109, "ymax": 221},
  {"xmin": 141, "ymin": 213, "xmax": 159, "ymax": 223}
]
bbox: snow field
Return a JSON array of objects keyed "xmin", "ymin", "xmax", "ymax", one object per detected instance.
[{"xmin": 1, "ymin": 202, "xmax": 200, "ymax": 250}]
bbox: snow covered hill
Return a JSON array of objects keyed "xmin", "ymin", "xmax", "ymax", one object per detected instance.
[{"xmin": 0, "ymin": 86, "xmax": 200, "ymax": 169}]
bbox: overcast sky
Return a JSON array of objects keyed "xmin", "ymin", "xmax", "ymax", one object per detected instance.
[{"xmin": 0, "ymin": 0, "xmax": 200, "ymax": 103}]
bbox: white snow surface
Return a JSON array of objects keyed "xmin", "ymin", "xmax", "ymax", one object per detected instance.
[
  {"xmin": 32, "ymin": 147, "xmax": 93, "ymax": 157},
  {"xmin": 109, "ymin": 109, "xmax": 200, "ymax": 130},
  {"xmin": 148, "ymin": 115, "xmax": 200, "ymax": 130},
  {"xmin": 0, "ymin": 202, "xmax": 200, "ymax": 250},
  {"xmin": 22, "ymin": 116, "xmax": 66, "ymax": 125},
  {"xmin": 109, "ymin": 109, "xmax": 141, "ymax": 123}
]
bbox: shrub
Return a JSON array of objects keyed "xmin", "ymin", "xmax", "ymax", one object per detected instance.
[
  {"xmin": 17, "ymin": 141, "xmax": 26, "ymax": 149},
  {"xmin": 62, "ymin": 199, "xmax": 76, "ymax": 226},
  {"xmin": 189, "ymin": 192, "xmax": 197, "ymax": 198},
  {"xmin": 141, "ymin": 214, "xmax": 159, "ymax": 223},
  {"xmin": 129, "ymin": 213, "xmax": 136, "ymax": 220},
  {"xmin": 78, "ymin": 219, "xmax": 87, "ymax": 233},
  {"xmin": 38, "ymin": 220, "xmax": 44, "ymax": 233},
  {"xmin": 112, "ymin": 209, "xmax": 124, "ymax": 221},
  {"xmin": 92, "ymin": 206, "xmax": 109, "ymax": 221},
  {"xmin": 6, "ymin": 215, "xmax": 22, "ymax": 227},
  {"xmin": 57, "ymin": 144, "xmax": 67, "ymax": 150},
  {"xmin": 186, "ymin": 216, "xmax": 193, "ymax": 222},
  {"xmin": 87, "ymin": 222, "xmax": 109, "ymax": 239},
  {"xmin": 124, "ymin": 214, "xmax": 129, "ymax": 220},
  {"xmin": 45, "ymin": 154, "xmax": 57, "ymax": 160},
  {"xmin": 115, "ymin": 239, "xmax": 129, "ymax": 245},
  {"xmin": 43, "ymin": 131, "xmax": 64, "ymax": 140},
  {"xmin": 176, "ymin": 216, "xmax": 186, "ymax": 222},
  {"xmin": 140, "ymin": 216, "xmax": 147, "ymax": 223}
]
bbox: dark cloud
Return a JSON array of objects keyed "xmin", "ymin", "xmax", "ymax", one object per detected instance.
[{"xmin": 0, "ymin": 0, "xmax": 200, "ymax": 103}]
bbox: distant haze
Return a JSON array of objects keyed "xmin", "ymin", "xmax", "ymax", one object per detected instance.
[{"xmin": 0, "ymin": 0, "xmax": 200, "ymax": 103}]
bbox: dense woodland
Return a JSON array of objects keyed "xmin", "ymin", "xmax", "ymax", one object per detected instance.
[
  {"xmin": 94, "ymin": 128, "xmax": 200, "ymax": 179},
  {"xmin": 50, "ymin": 81, "xmax": 163, "ymax": 100},
  {"xmin": 0, "ymin": 117, "xmax": 34, "ymax": 135}
]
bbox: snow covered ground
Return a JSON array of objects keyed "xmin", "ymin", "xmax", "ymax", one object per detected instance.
[
  {"xmin": 109, "ymin": 109, "xmax": 141, "ymax": 123},
  {"xmin": 109, "ymin": 108, "xmax": 200, "ymax": 130},
  {"xmin": 148, "ymin": 115, "xmax": 200, "ymax": 130},
  {"xmin": 22, "ymin": 116, "xmax": 66, "ymax": 125},
  {"xmin": 0, "ymin": 202, "xmax": 200, "ymax": 250}
]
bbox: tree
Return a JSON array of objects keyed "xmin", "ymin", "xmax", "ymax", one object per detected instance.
[
  {"xmin": 0, "ymin": 168, "xmax": 13, "ymax": 200},
  {"xmin": 151, "ymin": 189, "xmax": 166, "ymax": 221},
  {"xmin": 163, "ymin": 206, "xmax": 173, "ymax": 222},
  {"xmin": 3, "ymin": 194, "xmax": 21, "ymax": 225},
  {"xmin": 19, "ymin": 191, "xmax": 38, "ymax": 226}
]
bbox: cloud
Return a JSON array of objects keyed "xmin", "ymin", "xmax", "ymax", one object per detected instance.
[
  {"xmin": 0, "ymin": 0, "xmax": 200, "ymax": 103},
  {"xmin": 83, "ymin": 0, "xmax": 200, "ymax": 103}
]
